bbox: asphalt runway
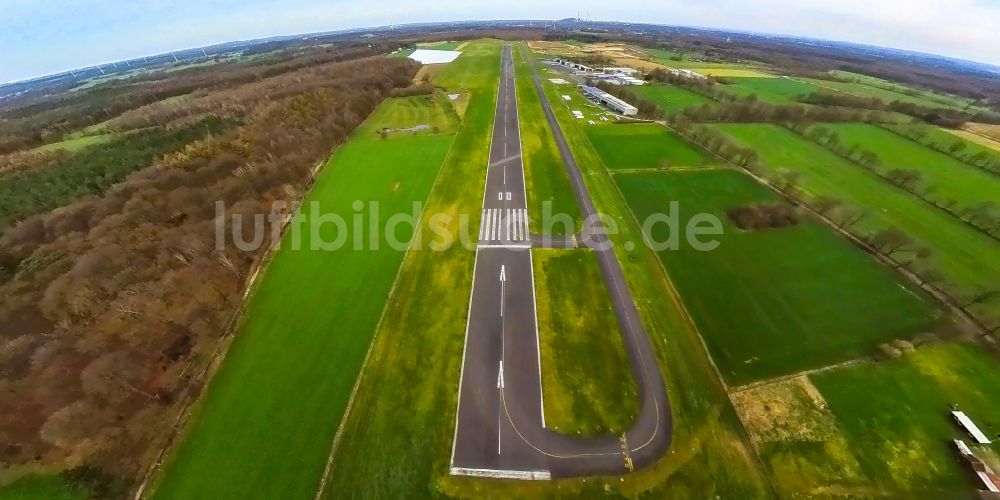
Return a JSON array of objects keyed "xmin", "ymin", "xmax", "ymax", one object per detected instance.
[{"xmin": 449, "ymin": 44, "xmax": 672, "ymax": 480}]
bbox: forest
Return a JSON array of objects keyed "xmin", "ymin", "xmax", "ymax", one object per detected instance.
[{"xmin": 0, "ymin": 39, "xmax": 419, "ymax": 494}]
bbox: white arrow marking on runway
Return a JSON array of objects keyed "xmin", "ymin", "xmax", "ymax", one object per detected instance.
[{"xmin": 499, "ymin": 265, "xmax": 506, "ymax": 317}]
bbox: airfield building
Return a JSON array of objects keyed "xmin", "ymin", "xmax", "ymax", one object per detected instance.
[
  {"xmin": 952, "ymin": 411, "xmax": 992, "ymax": 444},
  {"xmin": 580, "ymin": 85, "xmax": 638, "ymax": 116}
]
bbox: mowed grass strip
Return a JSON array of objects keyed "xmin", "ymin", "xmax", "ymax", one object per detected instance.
[
  {"xmin": 812, "ymin": 341, "xmax": 1000, "ymax": 493},
  {"xmin": 720, "ymin": 77, "xmax": 821, "ymax": 104},
  {"xmin": 631, "ymin": 84, "xmax": 712, "ymax": 114},
  {"xmin": 819, "ymin": 123, "xmax": 1000, "ymax": 211},
  {"xmin": 586, "ymin": 123, "xmax": 715, "ymax": 170},
  {"xmin": 534, "ymin": 249, "xmax": 637, "ymax": 435},
  {"xmin": 359, "ymin": 93, "xmax": 460, "ymax": 137},
  {"xmin": 715, "ymin": 124, "xmax": 1000, "ymax": 326},
  {"xmin": 148, "ymin": 127, "xmax": 453, "ymax": 496},
  {"xmin": 513, "ymin": 43, "xmax": 581, "ymax": 234},
  {"xmin": 615, "ymin": 169, "xmax": 945, "ymax": 384}
]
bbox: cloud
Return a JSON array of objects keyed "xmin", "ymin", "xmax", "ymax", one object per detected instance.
[{"xmin": 2, "ymin": 0, "xmax": 1000, "ymax": 83}]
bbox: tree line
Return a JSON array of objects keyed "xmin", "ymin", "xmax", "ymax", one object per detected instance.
[{"xmin": 789, "ymin": 124, "xmax": 1000, "ymax": 240}]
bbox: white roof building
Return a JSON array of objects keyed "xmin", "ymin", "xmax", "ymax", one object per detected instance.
[
  {"xmin": 668, "ymin": 68, "xmax": 707, "ymax": 80},
  {"xmin": 580, "ymin": 85, "xmax": 638, "ymax": 116},
  {"xmin": 952, "ymin": 411, "xmax": 992, "ymax": 444}
]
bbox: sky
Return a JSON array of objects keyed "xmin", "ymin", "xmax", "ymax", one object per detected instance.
[{"xmin": 3, "ymin": 0, "xmax": 1000, "ymax": 84}]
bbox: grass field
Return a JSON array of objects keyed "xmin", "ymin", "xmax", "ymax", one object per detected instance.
[
  {"xmin": 889, "ymin": 123, "xmax": 1000, "ymax": 165},
  {"xmin": 586, "ymin": 123, "xmax": 716, "ymax": 170},
  {"xmin": 358, "ymin": 93, "xmax": 460, "ymax": 138},
  {"xmin": 812, "ymin": 341, "xmax": 1000, "ymax": 493},
  {"xmin": 720, "ymin": 77, "xmax": 822, "ymax": 104},
  {"xmin": 147, "ymin": 103, "xmax": 454, "ymax": 497},
  {"xmin": 513, "ymin": 44, "xmax": 582, "ymax": 234},
  {"xmin": 417, "ymin": 41, "xmax": 463, "ymax": 51},
  {"xmin": 820, "ymin": 123, "xmax": 1000, "ymax": 212},
  {"xmin": 714, "ymin": 124, "xmax": 1000, "ymax": 327},
  {"xmin": 804, "ymin": 77, "xmax": 982, "ymax": 113},
  {"xmin": 827, "ymin": 70, "xmax": 989, "ymax": 113},
  {"xmin": 533, "ymin": 249, "xmax": 637, "ymax": 435},
  {"xmin": 964, "ymin": 122, "xmax": 1000, "ymax": 144},
  {"xmin": 32, "ymin": 133, "xmax": 118, "ymax": 153},
  {"xmin": 0, "ymin": 474, "xmax": 89, "ymax": 500},
  {"xmin": 948, "ymin": 126, "xmax": 1000, "ymax": 153},
  {"xmin": 615, "ymin": 169, "xmax": 944, "ymax": 384},
  {"xmin": 631, "ymin": 84, "xmax": 712, "ymax": 114},
  {"xmin": 731, "ymin": 376, "xmax": 871, "ymax": 497}
]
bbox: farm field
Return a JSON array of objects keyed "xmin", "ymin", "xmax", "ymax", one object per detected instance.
[
  {"xmin": 817, "ymin": 123, "xmax": 1000, "ymax": 211},
  {"xmin": 964, "ymin": 122, "xmax": 1000, "ymax": 143},
  {"xmin": 533, "ymin": 249, "xmax": 637, "ymax": 435},
  {"xmin": 803, "ymin": 77, "xmax": 979, "ymax": 112},
  {"xmin": 417, "ymin": 41, "xmax": 463, "ymax": 51},
  {"xmin": 586, "ymin": 123, "xmax": 716, "ymax": 170},
  {"xmin": 947, "ymin": 126, "xmax": 1000, "ymax": 153},
  {"xmin": 0, "ymin": 474, "xmax": 90, "ymax": 500},
  {"xmin": 811, "ymin": 341, "xmax": 1000, "ymax": 493},
  {"xmin": 887, "ymin": 123, "xmax": 1000, "ymax": 165},
  {"xmin": 631, "ymin": 83, "xmax": 712, "ymax": 114},
  {"xmin": 31, "ymin": 132, "xmax": 117, "ymax": 153},
  {"xmin": 827, "ymin": 70, "xmax": 989, "ymax": 113},
  {"xmin": 359, "ymin": 93, "xmax": 460, "ymax": 137},
  {"xmin": 640, "ymin": 47, "xmax": 772, "ymax": 76},
  {"xmin": 714, "ymin": 124, "xmax": 1000, "ymax": 327},
  {"xmin": 147, "ymin": 105, "xmax": 454, "ymax": 497},
  {"xmin": 720, "ymin": 77, "xmax": 822, "ymax": 104},
  {"xmin": 615, "ymin": 168, "xmax": 945, "ymax": 384},
  {"xmin": 513, "ymin": 43, "xmax": 582, "ymax": 234}
]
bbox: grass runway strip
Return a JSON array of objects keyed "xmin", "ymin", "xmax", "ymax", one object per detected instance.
[{"xmin": 147, "ymin": 110, "xmax": 453, "ymax": 498}]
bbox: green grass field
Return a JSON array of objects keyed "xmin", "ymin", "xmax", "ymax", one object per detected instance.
[
  {"xmin": 147, "ymin": 105, "xmax": 454, "ymax": 497},
  {"xmin": 889, "ymin": 123, "xmax": 1000, "ymax": 167},
  {"xmin": 827, "ymin": 70, "xmax": 989, "ymax": 113},
  {"xmin": 586, "ymin": 123, "xmax": 716, "ymax": 170},
  {"xmin": 816, "ymin": 123, "xmax": 1000, "ymax": 212},
  {"xmin": 615, "ymin": 169, "xmax": 944, "ymax": 384},
  {"xmin": 714, "ymin": 124, "xmax": 1000, "ymax": 327},
  {"xmin": 720, "ymin": 77, "xmax": 822, "ymax": 104},
  {"xmin": 631, "ymin": 84, "xmax": 712, "ymax": 114},
  {"xmin": 32, "ymin": 133, "xmax": 118, "ymax": 153},
  {"xmin": 804, "ymin": 76, "xmax": 983, "ymax": 113},
  {"xmin": 417, "ymin": 41, "xmax": 463, "ymax": 51},
  {"xmin": 534, "ymin": 249, "xmax": 637, "ymax": 435},
  {"xmin": 513, "ymin": 44, "xmax": 581, "ymax": 234},
  {"xmin": 359, "ymin": 93, "xmax": 460, "ymax": 137},
  {"xmin": 812, "ymin": 341, "xmax": 1000, "ymax": 493},
  {"xmin": 0, "ymin": 474, "xmax": 89, "ymax": 500}
]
